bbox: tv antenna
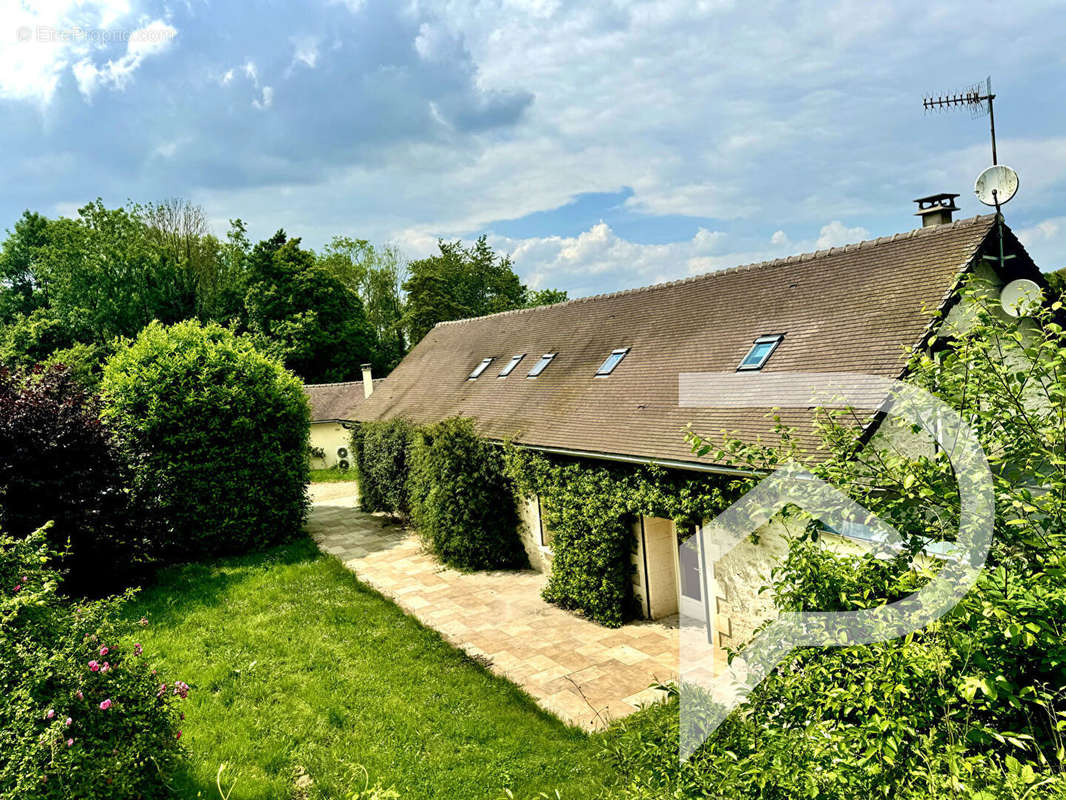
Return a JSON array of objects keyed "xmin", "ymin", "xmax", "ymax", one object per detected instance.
[{"xmin": 923, "ymin": 76, "xmax": 999, "ymax": 164}]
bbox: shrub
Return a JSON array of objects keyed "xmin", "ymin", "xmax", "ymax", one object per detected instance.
[
  {"xmin": 352, "ymin": 419, "xmax": 413, "ymax": 515},
  {"xmin": 0, "ymin": 366, "xmax": 137, "ymax": 593},
  {"xmin": 407, "ymin": 418, "xmax": 526, "ymax": 570},
  {"xmin": 100, "ymin": 320, "xmax": 310, "ymax": 562},
  {"xmin": 0, "ymin": 525, "xmax": 187, "ymax": 799}
]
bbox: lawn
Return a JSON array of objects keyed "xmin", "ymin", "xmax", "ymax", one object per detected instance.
[
  {"xmin": 125, "ymin": 537, "xmax": 618, "ymax": 800},
  {"xmin": 310, "ymin": 467, "xmax": 357, "ymax": 483}
]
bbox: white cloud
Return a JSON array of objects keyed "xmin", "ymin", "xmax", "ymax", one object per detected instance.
[
  {"xmin": 287, "ymin": 36, "xmax": 319, "ymax": 73},
  {"xmin": 72, "ymin": 20, "xmax": 176, "ymax": 99},
  {"xmin": 252, "ymin": 85, "xmax": 274, "ymax": 110},
  {"xmin": 0, "ymin": 0, "xmax": 137, "ymax": 103},
  {"xmin": 815, "ymin": 220, "xmax": 869, "ymax": 249}
]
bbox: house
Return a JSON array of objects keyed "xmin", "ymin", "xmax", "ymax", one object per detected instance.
[
  {"xmin": 305, "ymin": 366, "xmax": 376, "ymax": 469},
  {"xmin": 353, "ymin": 202, "xmax": 1047, "ymax": 646}
]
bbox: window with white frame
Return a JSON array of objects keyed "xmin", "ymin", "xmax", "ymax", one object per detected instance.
[
  {"xmin": 737, "ymin": 334, "xmax": 784, "ymax": 371},
  {"xmin": 467, "ymin": 357, "xmax": 493, "ymax": 379},
  {"xmin": 596, "ymin": 348, "xmax": 630, "ymax": 376},
  {"xmin": 498, "ymin": 354, "xmax": 525, "ymax": 377},
  {"xmin": 527, "ymin": 353, "xmax": 556, "ymax": 378}
]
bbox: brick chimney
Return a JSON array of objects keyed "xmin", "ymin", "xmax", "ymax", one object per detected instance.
[
  {"xmin": 914, "ymin": 193, "xmax": 960, "ymax": 228},
  {"xmin": 361, "ymin": 363, "xmax": 373, "ymax": 398}
]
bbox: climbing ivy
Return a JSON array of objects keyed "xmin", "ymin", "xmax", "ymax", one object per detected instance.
[{"xmin": 504, "ymin": 446, "xmax": 750, "ymax": 627}]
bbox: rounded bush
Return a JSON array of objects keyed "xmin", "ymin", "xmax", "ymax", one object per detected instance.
[
  {"xmin": 100, "ymin": 321, "xmax": 310, "ymax": 561},
  {"xmin": 407, "ymin": 417, "xmax": 526, "ymax": 570},
  {"xmin": 0, "ymin": 366, "xmax": 136, "ymax": 593},
  {"xmin": 0, "ymin": 526, "xmax": 187, "ymax": 799}
]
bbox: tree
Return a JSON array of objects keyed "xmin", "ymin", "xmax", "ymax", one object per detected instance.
[
  {"xmin": 524, "ymin": 288, "xmax": 568, "ymax": 307},
  {"xmin": 1046, "ymin": 267, "xmax": 1066, "ymax": 301},
  {"xmin": 244, "ymin": 231, "xmax": 376, "ymax": 383},
  {"xmin": 401, "ymin": 236, "xmax": 527, "ymax": 345},
  {"xmin": 317, "ymin": 236, "xmax": 406, "ymax": 371}
]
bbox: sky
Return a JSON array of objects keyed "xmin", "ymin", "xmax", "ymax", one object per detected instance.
[{"xmin": 2, "ymin": 0, "xmax": 1065, "ymax": 298}]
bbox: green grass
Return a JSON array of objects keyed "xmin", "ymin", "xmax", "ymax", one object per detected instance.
[
  {"xmin": 310, "ymin": 467, "xmax": 357, "ymax": 483},
  {"xmin": 125, "ymin": 538, "xmax": 617, "ymax": 800}
]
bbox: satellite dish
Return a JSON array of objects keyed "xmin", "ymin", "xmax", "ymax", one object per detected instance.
[
  {"xmin": 975, "ymin": 165, "xmax": 1019, "ymax": 207},
  {"xmin": 1000, "ymin": 278, "xmax": 1042, "ymax": 318}
]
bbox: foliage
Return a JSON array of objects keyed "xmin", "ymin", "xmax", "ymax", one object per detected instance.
[
  {"xmin": 1046, "ymin": 267, "xmax": 1065, "ymax": 301},
  {"xmin": 0, "ymin": 525, "xmax": 187, "ymax": 799},
  {"xmin": 126, "ymin": 537, "xmax": 612, "ymax": 799},
  {"xmin": 0, "ymin": 366, "xmax": 138, "ymax": 593},
  {"xmin": 524, "ymin": 288, "xmax": 568, "ymax": 307},
  {"xmin": 401, "ymin": 236, "xmax": 527, "ymax": 345},
  {"xmin": 317, "ymin": 237, "xmax": 407, "ymax": 372},
  {"xmin": 631, "ymin": 277, "xmax": 1066, "ymax": 798},
  {"xmin": 244, "ymin": 231, "xmax": 378, "ymax": 383},
  {"xmin": 351, "ymin": 419, "xmax": 414, "ymax": 515},
  {"xmin": 100, "ymin": 320, "xmax": 310, "ymax": 563},
  {"xmin": 504, "ymin": 448, "xmax": 745, "ymax": 627},
  {"xmin": 408, "ymin": 418, "xmax": 526, "ymax": 570}
]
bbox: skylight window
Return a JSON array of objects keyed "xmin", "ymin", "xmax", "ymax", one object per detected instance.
[
  {"xmin": 498, "ymin": 354, "xmax": 525, "ymax": 377},
  {"xmin": 468, "ymin": 358, "xmax": 493, "ymax": 380},
  {"xmin": 527, "ymin": 353, "xmax": 556, "ymax": 378},
  {"xmin": 738, "ymin": 335, "xmax": 783, "ymax": 371},
  {"xmin": 596, "ymin": 348, "xmax": 630, "ymax": 376}
]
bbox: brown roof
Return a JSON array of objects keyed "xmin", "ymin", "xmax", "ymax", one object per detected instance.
[
  {"xmin": 356, "ymin": 215, "xmax": 1003, "ymax": 468},
  {"xmin": 305, "ymin": 381, "xmax": 368, "ymax": 422}
]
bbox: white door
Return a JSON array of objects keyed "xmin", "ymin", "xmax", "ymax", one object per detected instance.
[{"xmin": 677, "ymin": 524, "xmax": 708, "ymax": 622}]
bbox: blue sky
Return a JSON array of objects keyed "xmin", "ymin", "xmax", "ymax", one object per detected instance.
[{"xmin": 2, "ymin": 0, "xmax": 1065, "ymax": 298}]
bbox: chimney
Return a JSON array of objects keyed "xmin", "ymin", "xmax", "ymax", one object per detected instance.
[
  {"xmin": 361, "ymin": 363, "xmax": 373, "ymax": 398},
  {"xmin": 914, "ymin": 193, "xmax": 960, "ymax": 228}
]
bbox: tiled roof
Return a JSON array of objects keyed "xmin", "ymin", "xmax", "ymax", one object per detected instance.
[
  {"xmin": 355, "ymin": 215, "xmax": 1001, "ymax": 468},
  {"xmin": 305, "ymin": 380, "xmax": 369, "ymax": 422}
]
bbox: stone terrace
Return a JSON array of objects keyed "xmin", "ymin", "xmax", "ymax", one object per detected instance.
[{"xmin": 308, "ymin": 483, "xmax": 679, "ymax": 730}]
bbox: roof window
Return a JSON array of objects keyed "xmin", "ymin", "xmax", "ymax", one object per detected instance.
[
  {"xmin": 527, "ymin": 353, "xmax": 556, "ymax": 378},
  {"xmin": 498, "ymin": 354, "xmax": 525, "ymax": 377},
  {"xmin": 468, "ymin": 358, "xmax": 493, "ymax": 379},
  {"xmin": 596, "ymin": 348, "xmax": 629, "ymax": 376},
  {"xmin": 738, "ymin": 335, "xmax": 783, "ymax": 371}
]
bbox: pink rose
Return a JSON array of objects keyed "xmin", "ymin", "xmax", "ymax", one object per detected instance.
[
  {"xmin": 45, "ymin": 709, "xmax": 54, "ymax": 720},
  {"xmin": 99, "ymin": 646, "xmax": 109, "ymax": 657},
  {"xmin": 75, "ymin": 690, "xmax": 84, "ymax": 701},
  {"xmin": 88, "ymin": 660, "xmax": 99, "ymax": 672},
  {"xmin": 13, "ymin": 585, "xmax": 20, "ymax": 593},
  {"xmin": 100, "ymin": 662, "xmax": 110, "ymax": 673},
  {"xmin": 64, "ymin": 717, "xmax": 72, "ymax": 727},
  {"xmin": 99, "ymin": 699, "xmax": 111, "ymax": 711},
  {"xmin": 133, "ymin": 643, "xmax": 143, "ymax": 656},
  {"xmin": 66, "ymin": 739, "xmax": 73, "ymax": 748}
]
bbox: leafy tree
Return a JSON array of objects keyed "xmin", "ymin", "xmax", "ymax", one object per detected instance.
[
  {"xmin": 0, "ymin": 366, "xmax": 138, "ymax": 592},
  {"xmin": 318, "ymin": 236, "xmax": 406, "ymax": 371},
  {"xmin": 244, "ymin": 231, "xmax": 377, "ymax": 383},
  {"xmin": 524, "ymin": 287, "xmax": 568, "ymax": 307},
  {"xmin": 0, "ymin": 211, "xmax": 52, "ymax": 324},
  {"xmin": 402, "ymin": 236, "xmax": 527, "ymax": 345},
  {"xmin": 1046, "ymin": 267, "xmax": 1066, "ymax": 300}
]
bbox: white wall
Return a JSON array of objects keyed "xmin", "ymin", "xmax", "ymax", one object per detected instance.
[{"xmin": 310, "ymin": 422, "xmax": 353, "ymax": 469}]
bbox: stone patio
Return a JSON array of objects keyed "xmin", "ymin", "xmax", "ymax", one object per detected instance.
[{"xmin": 308, "ymin": 482, "xmax": 679, "ymax": 730}]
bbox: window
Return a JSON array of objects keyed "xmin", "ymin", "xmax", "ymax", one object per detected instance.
[
  {"xmin": 527, "ymin": 353, "xmax": 556, "ymax": 378},
  {"xmin": 738, "ymin": 334, "xmax": 783, "ymax": 371},
  {"xmin": 498, "ymin": 354, "xmax": 525, "ymax": 377},
  {"xmin": 467, "ymin": 357, "xmax": 493, "ymax": 379},
  {"xmin": 595, "ymin": 348, "xmax": 629, "ymax": 376}
]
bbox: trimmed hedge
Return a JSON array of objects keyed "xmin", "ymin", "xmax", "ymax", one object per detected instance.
[
  {"xmin": 408, "ymin": 418, "xmax": 526, "ymax": 570},
  {"xmin": 101, "ymin": 321, "xmax": 310, "ymax": 562},
  {"xmin": 351, "ymin": 418, "xmax": 414, "ymax": 515},
  {"xmin": 0, "ymin": 366, "xmax": 137, "ymax": 593}
]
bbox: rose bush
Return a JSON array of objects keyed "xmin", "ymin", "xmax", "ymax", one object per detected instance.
[{"xmin": 0, "ymin": 526, "xmax": 188, "ymax": 799}]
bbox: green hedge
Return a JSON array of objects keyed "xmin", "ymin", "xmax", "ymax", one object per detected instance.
[
  {"xmin": 408, "ymin": 418, "xmax": 526, "ymax": 570},
  {"xmin": 352, "ymin": 418, "xmax": 414, "ymax": 514},
  {"xmin": 101, "ymin": 320, "xmax": 310, "ymax": 562}
]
